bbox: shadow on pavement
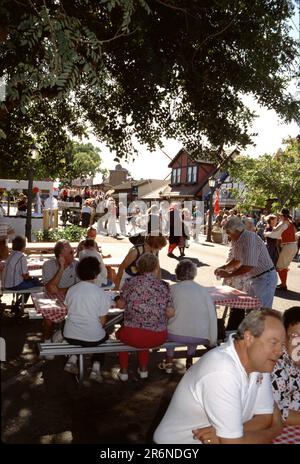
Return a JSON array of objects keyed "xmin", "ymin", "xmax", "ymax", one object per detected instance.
[{"xmin": 275, "ymin": 289, "xmax": 300, "ymax": 301}]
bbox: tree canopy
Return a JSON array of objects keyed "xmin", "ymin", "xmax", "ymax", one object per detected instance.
[
  {"xmin": 0, "ymin": 0, "xmax": 299, "ymax": 176},
  {"xmin": 66, "ymin": 141, "xmax": 107, "ymax": 183},
  {"xmin": 228, "ymin": 137, "xmax": 300, "ymax": 210}
]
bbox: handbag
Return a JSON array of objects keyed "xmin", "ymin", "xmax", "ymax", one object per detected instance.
[{"xmin": 185, "ymin": 238, "xmax": 190, "ymax": 248}]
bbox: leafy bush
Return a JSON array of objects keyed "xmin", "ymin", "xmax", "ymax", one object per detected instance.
[
  {"xmin": 61, "ymin": 225, "xmax": 85, "ymax": 242},
  {"xmin": 35, "ymin": 225, "xmax": 84, "ymax": 242}
]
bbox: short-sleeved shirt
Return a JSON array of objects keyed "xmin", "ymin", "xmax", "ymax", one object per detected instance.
[
  {"xmin": 154, "ymin": 335, "xmax": 274, "ymax": 444},
  {"xmin": 64, "ymin": 281, "xmax": 111, "ymax": 341},
  {"xmin": 76, "ymin": 239, "xmax": 100, "ymax": 257},
  {"xmin": 121, "ymin": 273, "xmax": 173, "ymax": 332},
  {"xmin": 42, "ymin": 258, "xmax": 79, "ymax": 289},
  {"xmin": 231, "ymin": 230, "xmax": 274, "ymax": 277},
  {"xmin": 271, "ymin": 348, "xmax": 300, "ymax": 421},
  {"xmin": 3, "ymin": 250, "xmax": 28, "ymax": 288}
]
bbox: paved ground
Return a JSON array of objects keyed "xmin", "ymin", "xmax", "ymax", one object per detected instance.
[{"xmin": 1, "ymin": 234, "xmax": 299, "ymax": 444}]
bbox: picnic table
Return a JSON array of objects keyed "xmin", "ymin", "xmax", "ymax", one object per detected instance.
[
  {"xmin": 32, "ymin": 285, "xmax": 261, "ymax": 324},
  {"xmin": 205, "ymin": 285, "xmax": 261, "ymax": 324},
  {"xmin": 8, "ymin": 242, "xmax": 78, "ymax": 255},
  {"xmin": 273, "ymin": 425, "xmax": 300, "ymax": 444},
  {"xmin": 31, "ymin": 290, "xmax": 119, "ymax": 323},
  {"xmin": 102, "ymin": 256, "xmax": 122, "ymax": 267},
  {"xmin": 206, "ymin": 285, "xmax": 261, "ymax": 310}
]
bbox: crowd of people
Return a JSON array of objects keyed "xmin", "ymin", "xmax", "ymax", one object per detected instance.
[{"xmin": 0, "ymin": 197, "xmax": 299, "ymax": 443}]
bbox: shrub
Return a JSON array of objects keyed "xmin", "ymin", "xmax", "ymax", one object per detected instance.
[{"xmin": 35, "ymin": 225, "xmax": 84, "ymax": 242}]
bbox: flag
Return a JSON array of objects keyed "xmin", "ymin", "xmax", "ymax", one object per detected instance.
[{"xmin": 214, "ymin": 189, "xmax": 220, "ymax": 215}]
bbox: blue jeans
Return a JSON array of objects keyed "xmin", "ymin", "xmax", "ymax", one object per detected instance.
[
  {"xmin": 7, "ymin": 278, "xmax": 41, "ymax": 291},
  {"xmin": 249, "ymin": 270, "xmax": 277, "ymax": 308},
  {"xmin": 7, "ymin": 278, "xmax": 41, "ymax": 307}
]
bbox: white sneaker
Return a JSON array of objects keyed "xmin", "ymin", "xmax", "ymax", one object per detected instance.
[
  {"xmin": 137, "ymin": 368, "xmax": 148, "ymax": 379},
  {"xmin": 118, "ymin": 371, "xmax": 128, "ymax": 382},
  {"xmin": 89, "ymin": 370, "xmax": 103, "ymax": 383},
  {"xmin": 64, "ymin": 362, "xmax": 79, "ymax": 375}
]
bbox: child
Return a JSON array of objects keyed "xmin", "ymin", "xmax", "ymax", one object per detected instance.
[
  {"xmin": 78, "ymin": 238, "xmax": 110, "ymax": 287},
  {"xmin": 3, "ymin": 235, "xmax": 41, "ymax": 313}
]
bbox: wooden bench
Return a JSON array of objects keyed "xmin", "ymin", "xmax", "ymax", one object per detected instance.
[{"xmin": 38, "ymin": 339, "xmax": 189, "ymax": 385}]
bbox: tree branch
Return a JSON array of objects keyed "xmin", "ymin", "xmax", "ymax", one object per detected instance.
[{"xmin": 156, "ymin": 0, "xmax": 188, "ymax": 14}]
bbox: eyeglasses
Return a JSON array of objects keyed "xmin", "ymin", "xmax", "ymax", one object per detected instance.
[{"xmin": 287, "ymin": 333, "xmax": 300, "ymax": 343}]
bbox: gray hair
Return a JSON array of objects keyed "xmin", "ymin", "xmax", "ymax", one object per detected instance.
[
  {"xmin": 234, "ymin": 309, "xmax": 282, "ymax": 340},
  {"xmin": 54, "ymin": 239, "xmax": 70, "ymax": 259},
  {"xmin": 175, "ymin": 259, "xmax": 197, "ymax": 281},
  {"xmin": 225, "ymin": 216, "xmax": 245, "ymax": 233},
  {"xmin": 136, "ymin": 252, "xmax": 159, "ymax": 274}
]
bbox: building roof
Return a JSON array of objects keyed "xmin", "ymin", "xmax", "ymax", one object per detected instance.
[
  {"xmin": 169, "ymin": 184, "xmax": 201, "ymax": 197},
  {"xmin": 168, "ymin": 148, "xmax": 215, "ymax": 168},
  {"xmin": 112, "ymin": 179, "xmax": 162, "ymax": 190},
  {"xmin": 139, "ymin": 181, "xmax": 170, "ymax": 200}
]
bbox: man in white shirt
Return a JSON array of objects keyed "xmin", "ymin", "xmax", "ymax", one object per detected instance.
[
  {"xmin": 154, "ymin": 309, "xmax": 285, "ymax": 444},
  {"xmin": 42, "ymin": 239, "xmax": 79, "ymax": 341}
]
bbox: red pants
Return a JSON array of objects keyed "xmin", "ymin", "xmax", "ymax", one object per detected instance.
[{"xmin": 116, "ymin": 326, "xmax": 167, "ymax": 369}]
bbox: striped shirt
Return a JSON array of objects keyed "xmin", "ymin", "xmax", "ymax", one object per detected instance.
[
  {"xmin": 42, "ymin": 258, "xmax": 79, "ymax": 289},
  {"xmin": 3, "ymin": 250, "xmax": 28, "ymax": 288},
  {"xmin": 232, "ymin": 230, "xmax": 274, "ymax": 277}
]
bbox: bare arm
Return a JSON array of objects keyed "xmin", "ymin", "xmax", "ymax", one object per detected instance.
[
  {"xmin": 116, "ymin": 296, "xmax": 126, "ymax": 309},
  {"xmin": 219, "ymin": 408, "xmax": 283, "ymax": 444},
  {"xmin": 155, "ymin": 263, "xmax": 162, "ymax": 279},
  {"xmin": 45, "ymin": 257, "xmax": 66, "ymax": 295},
  {"xmin": 166, "ymin": 306, "xmax": 175, "ymax": 319},
  {"xmin": 285, "ymin": 409, "xmax": 300, "ymax": 426},
  {"xmin": 215, "ymin": 259, "xmax": 240, "ymax": 274},
  {"xmin": 216, "ymin": 264, "xmax": 253, "ymax": 279},
  {"xmin": 114, "ymin": 249, "xmax": 138, "ymax": 290},
  {"xmin": 193, "ymin": 412, "xmax": 283, "ymax": 445},
  {"xmin": 100, "ymin": 315, "xmax": 107, "ymax": 327}
]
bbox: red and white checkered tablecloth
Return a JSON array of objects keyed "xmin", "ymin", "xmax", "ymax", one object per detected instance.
[
  {"xmin": 31, "ymin": 291, "xmax": 117, "ymax": 323},
  {"xmin": 31, "ymin": 292, "xmax": 67, "ymax": 323},
  {"xmin": 0, "ymin": 259, "xmax": 43, "ymax": 272},
  {"xmin": 207, "ymin": 286, "xmax": 261, "ymax": 309},
  {"xmin": 273, "ymin": 425, "xmax": 300, "ymax": 444}
]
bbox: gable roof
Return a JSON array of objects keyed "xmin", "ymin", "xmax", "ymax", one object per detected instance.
[{"xmin": 168, "ymin": 148, "xmax": 215, "ymax": 168}]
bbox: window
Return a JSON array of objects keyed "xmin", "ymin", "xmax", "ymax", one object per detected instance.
[
  {"xmin": 187, "ymin": 166, "xmax": 197, "ymax": 183},
  {"xmin": 172, "ymin": 168, "xmax": 181, "ymax": 184}
]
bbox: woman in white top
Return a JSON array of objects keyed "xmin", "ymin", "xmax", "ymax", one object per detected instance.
[
  {"xmin": 160, "ymin": 259, "xmax": 217, "ymax": 373},
  {"xmin": 63, "ymin": 256, "xmax": 112, "ymax": 383}
]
